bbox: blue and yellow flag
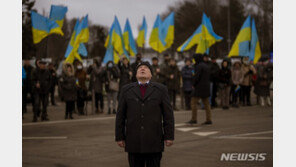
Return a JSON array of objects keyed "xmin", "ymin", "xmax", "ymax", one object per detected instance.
[
  {"xmin": 104, "ymin": 16, "xmax": 129, "ymax": 64},
  {"xmin": 31, "ymin": 11, "xmax": 63, "ymax": 44},
  {"xmin": 149, "ymin": 14, "xmax": 166, "ymax": 53},
  {"xmin": 65, "ymin": 15, "xmax": 89, "ymax": 63},
  {"xmin": 136, "ymin": 16, "xmax": 147, "ymax": 48},
  {"xmin": 178, "ymin": 13, "xmax": 222, "ymax": 53},
  {"xmin": 160, "ymin": 12, "xmax": 175, "ymax": 49},
  {"xmin": 250, "ymin": 19, "xmax": 261, "ymax": 64},
  {"xmin": 196, "ymin": 13, "xmax": 222, "ymax": 54},
  {"xmin": 49, "ymin": 5, "xmax": 68, "ymax": 28},
  {"xmin": 228, "ymin": 15, "xmax": 251, "ymax": 57},
  {"xmin": 123, "ymin": 18, "xmax": 137, "ymax": 56}
]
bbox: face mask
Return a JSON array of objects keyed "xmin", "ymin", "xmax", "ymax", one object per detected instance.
[
  {"xmin": 108, "ymin": 64, "xmax": 113, "ymax": 68},
  {"xmin": 77, "ymin": 65, "xmax": 82, "ymax": 70}
]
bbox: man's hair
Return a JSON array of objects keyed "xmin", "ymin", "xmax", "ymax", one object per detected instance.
[{"xmin": 152, "ymin": 57, "xmax": 158, "ymax": 61}]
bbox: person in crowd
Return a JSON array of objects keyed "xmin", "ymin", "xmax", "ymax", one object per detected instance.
[
  {"xmin": 209, "ymin": 57, "xmax": 220, "ymax": 108},
  {"xmin": 31, "ymin": 59, "xmax": 51, "ymax": 122},
  {"xmin": 181, "ymin": 58, "xmax": 194, "ymax": 110},
  {"xmin": 118, "ymin": 57, "xmax": 132, "ymax": 90},
  {"xmin": 75, "ymin": 61, "xmax": 87, "ymax": 115},
  {"xmin": 187, "ymin": 54, "xmax": 212, "ymax": 125},
  {"xmin": 231, "ymin": 61, "xmax": 244, "ymax": 108},
  {"xmin": 151, "ymin": 57, "xmax": 162, "ymax": 83},
  {"xmin": 166, "ymin": 58, "xmax": 181, "ymax": 111},
  {"xmin": 22, "ymin": 66, "xmax": 26, "ymax": 119},
  {"xmin": 218, "ymin": 60, "xmax": 232, "ymax": 109},
  {"xmin": 116, "ymin": 61, "xmax": 174, "ymax": 167},
  {"xmin": 241, "ymin": 57, "xmax": 256, "ymax": 106},
  {"xmin": 89, "ymin": 60, "xmax": 105, "ymax": 113},
  {"xmin": 105, "ymin": 61, "xmax": 120, "ymax": 114},
  {"xmin": 131, "ymin": 53, "xmax": 142, "ymax": 82},
  {"xmin": 48, "ymin": 62, "xmax": 57, "ymax": 106},
  {"xmin": 60, "ymin": 63, "xmax": 77, "ymax": 119},
  {"xmin": 23, "ymin": 58, "xmax": 34, "ymax": 114},
  {"xmin": 254, "ymin": 60, "xmax": 273, "ymax": 106},
  {"xmin": 159, "ymin": 54, "xmax": 171, "ymax": 86}
]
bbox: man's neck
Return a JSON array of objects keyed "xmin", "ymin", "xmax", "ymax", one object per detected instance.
[{"xmin": 138, "ymin": 78, "xmax": 149, "ymax": 84}]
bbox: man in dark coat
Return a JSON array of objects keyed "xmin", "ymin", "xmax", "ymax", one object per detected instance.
[
  {"xmin": 208, "ymin": 57, "xmax": 220, "ymax": 107},
  {"xmin": 151, "ymin": 57, "xmax": 162, "ymax": 83},
  {"xmin": 187, "ymin": 54, "xmax": 212, "ymax": 125},
  {"xmin": 158, "ymin": 54, "xmax": 170, "ymax": 85},
  {"xmin": 23, "ymin": 58, "xmax": 34, "ymax": 113},
  {"xmin": 48, "ymin": 62, "xmax": 57, "ymax": 106},
  {"xmin": 181, "ymin": 58, "xmax": 194, "ymax": 110},
  {"xmin": 166, "ymin": 58, "xmax": 181, "ymax": 111},
  {"xmin": 31, "ymin": 59, "xmax": 52, "ymax": 122},
  {"xmin": 130, "ymin": 53, "xmax": 142, "ymax": 82},
  {"xmin": 116, "ymin": 61, "xmax": 174, "ymax": 167}
]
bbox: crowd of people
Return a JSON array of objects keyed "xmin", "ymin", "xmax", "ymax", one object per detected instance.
[{"xmin": 22, "ymin": 53, "xmax": 273, "ymax": 123}]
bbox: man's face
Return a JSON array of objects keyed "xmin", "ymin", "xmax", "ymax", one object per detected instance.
[
  {"xmin": 39, "ymin": 63, "xmax": 46, "ymax": 69},
  {"xmin": 152, "ymin": 60, "xmax": 158, "ymax": 65},
  {"xmin": 170, "ymin": 60, "xmax": 176, "ymax": 66},
  {"xmin": 123, "ymin": 59, "xmax": 128, "ymax": 65},
  {"xmin": 136, "ymin": 65, "xmax": 152, "ymax": 80},
  {"xmin": 185, "ymin": 60, "xmax": 191, "ymax": 66},
  {"xmin": 203, "ymin": 56, "xmax": 208, "ymax": 62}
]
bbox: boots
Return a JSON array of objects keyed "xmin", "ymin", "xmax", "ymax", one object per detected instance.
[
  {"xmin": 69, "ymin": 112, "xmax": 74, "ymax": 119},
  {"xmin": 108, "ymin": 108, "xmax": 111, "ymax": 114},
  {"xmin": 113, "ymin": 109, "xmax": 116, "ymax": 114}
]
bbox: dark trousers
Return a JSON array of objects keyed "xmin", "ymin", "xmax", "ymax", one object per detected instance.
[
  {"xmin": 49, "ymin": 87, "xmax": 56, "ymax": 105},
  {"xmin": 231, "ymin": 85, "xmax": 240, "ymax": 105},
  {"xmin": 128, "ymin": 152, "xmax": 162, "ymax": 167},
  {"xmin": 211, "ymin": 82, "xmax": 218, "ymax": 107},
  {"xmin": 33, "ymin": 93, "xmax": 48, "ymax": 119},
  {"xmin": 183, "ymin": 90, "xmax": 192, "ymax": 110},
  {"xmin": 65, "ymin": 101, "xmax": 75, "ymax": 117},
  {"xmin": 168, "ymin": 89, "xmax": 177, "ymax": 108},
  {"xmin": 22, "ymin": 88, "xmax": 33, "ymax": 113},
  {"xmin": 241, "ymin": 85, "xmax": 251, "ymax": 105},
  {"xmin": 95, "ymin": 92, "xmax": 104, "ymax": 110}
]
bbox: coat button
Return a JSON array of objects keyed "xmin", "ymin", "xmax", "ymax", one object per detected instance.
[
  {"xmin": 141, "ymin": 115, "xmax": 144, "ymax": 118},
  {"xmin": 141, "ymin": 126, "xmax": 144, "ymax": 130}
]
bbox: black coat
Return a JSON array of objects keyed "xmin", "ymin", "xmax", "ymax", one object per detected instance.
[
  {"xmin": 115, "ymin": 82, "xmax": 175, "ymax": 153},
  {"xmin": 31, "ymin": 68, "xmax": 52, "ymax": 94},
  {"xmin": 23, "ymin": 65, "xmax": 34, "ymax": 92},
  {"xmin": 181, "ymin": 65, "xmax": 194, "ymax": 92},
  {"xmin": 192, "ymin": 62, "xmax": 211, "ymax": 98},
  {"xmin": 217, "ymin": 67, "xmax": 232, "ymax": 86},
  {"xmin": 60, "ymin": 74, "xmax": 77, "ymax": 101}
]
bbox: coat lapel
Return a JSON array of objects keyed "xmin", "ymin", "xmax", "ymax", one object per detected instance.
[
  {"xmin": 143, "ymin": 83, "xmax": 155, "ymax": 101},
  {"xmin": 131, "ymin": 83, "xmax": 143, "ymax": 101}
]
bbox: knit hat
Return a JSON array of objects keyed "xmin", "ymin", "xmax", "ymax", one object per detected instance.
[{"xmin": 136, "ymin": 61, "xmax": 153, "ymax": 75}]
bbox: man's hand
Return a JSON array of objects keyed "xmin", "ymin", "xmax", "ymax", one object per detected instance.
[
  {"xmin": 165, "ymin": 140, "xmax": 173, "ymax": 147},
  {"xmin": 36, "ymin": 82, "xmax": 40, "ymax": 88},
  {"xmin": 117, "ymin": 141, "xmax": 125, "ymax": 148},
  {"xmin": 170, "ymin": 74, "xmax": 174, "ymax": 79}
]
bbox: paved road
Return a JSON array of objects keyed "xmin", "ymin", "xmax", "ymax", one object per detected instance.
[{"xmin": 23, "ymin": 105, "xmax": 272, "ymax": 167}]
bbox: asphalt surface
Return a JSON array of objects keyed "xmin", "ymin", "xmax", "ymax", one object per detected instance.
[{"xmin": 23, "ymin": 100, "xmax": 273, "ymax": 167}]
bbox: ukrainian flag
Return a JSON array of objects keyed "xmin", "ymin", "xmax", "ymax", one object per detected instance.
[
  {"xmin": 160, "ymin": 12, "xmax": 175, "ymax": 49},
  {"xmin": 149, "ymin": 14, "xmax": 166, "ymax": 53},
  {"xmin": 65, "ymin": 15, "xmax": 89, "ymax": 63},
  {"xmin": 178, "ymin": 13, "xmax": 222, "ymax": 53},
  {"xmin": 31, "ymin": 11, "xmax": 63, "ymax": 44},
  {"xmin": 49, "ymin": 5, "xmax": 68, "ymax": 28},
  {"xmin": 196, "ymin": 14, "xmax": 222, "ymax": 54},
  {"xmin": 136, "ymin": 16, "xmax": 147, "ymax": 48},
  {"xmin": 123, "ymin": 18, "xmax": 137, "ymax": 56},
  {"xmin": 228, "ymin": 15, "xmax": 251, "ymax": 57},
  {"xmin": 104, "ymin": 16, "xmax": 129, "ymax": 64},
  {"xmin": 250, "ymin": 19, "xmax": 261, "ymax": 64}
]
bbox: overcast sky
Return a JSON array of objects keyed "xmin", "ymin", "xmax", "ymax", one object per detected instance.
[{"xmin": 34, "ymin": 0, "xmax": 183, "ymax": 42}]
